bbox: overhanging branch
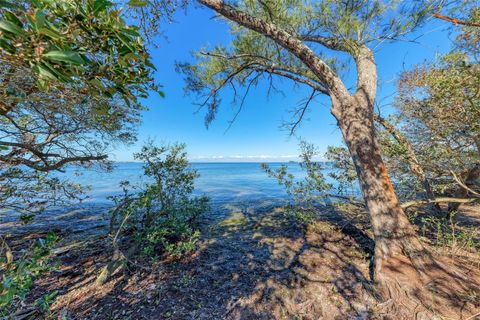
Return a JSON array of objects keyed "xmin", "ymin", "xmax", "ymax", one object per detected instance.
[{"xmin": 198, "ymin": 0, "xmax": 350, "ymax": 100}]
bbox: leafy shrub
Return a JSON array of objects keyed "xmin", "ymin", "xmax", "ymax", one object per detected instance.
[
  {"xmin": 109, "ymin": 142, "xmax": 209, "ymax": 258},
  {"xmin": 417, "ymin": 213, "xmax": 478, "ymax": 253},
  {"xmin": 324, "ymin": 146, "xmax": 358, "ymax": 196},
  {"xmin": 262, "ymin": 141, "xmax": 331, "ymax": 225},
  {"xmin": 0, "ymin": 232, "xmax": 58, "ymax": 317}
]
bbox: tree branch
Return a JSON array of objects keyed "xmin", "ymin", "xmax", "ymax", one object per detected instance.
[
  {"xmin": 301, "ymin": 35, "xmax": 352, "ymax": 52},
  {"xmin": 0, "ymin": 154, "xmax": 108, "ymax": 172},
  {"xmin": 401, "ymin": 197, "xmax": 478, "ymax": 209},
  {"xmin": 197, "ymin": 0, "xmax": 350, "ymax": 100},
  {"xmin": 288, "ymin": 89, "xmax": 317, "ymax": 135},
  {"xmin": 432, "ymin": 13, "xmax": 480, "ymax": 27},
  {"xmin": 199, "ymin": 51, "xmax": 329, "ymax": 94},
  {"xmin": 450, "ymin": 170, "xmax": 480, "ymax": 196}
]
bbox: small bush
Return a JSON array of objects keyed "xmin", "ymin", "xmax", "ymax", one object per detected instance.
[
  {"xmin": 0, "ymin": 232, "xmax": 58, "ymax": 317},
  {"xmin": 109, "ymin": 142, "xmax": 209, "ymax": 259},
  {"xmin": 262, "ymin": 141, "xmax": 331, "ymax": 225},
  {"xmin": 418, "ymin": 213, "xmax": 478, "ymax": 253}
]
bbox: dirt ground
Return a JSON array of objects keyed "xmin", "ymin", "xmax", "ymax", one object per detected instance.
[{"xmin": 4, "ymin": 202, "xmax": 480, "ymax": 319}]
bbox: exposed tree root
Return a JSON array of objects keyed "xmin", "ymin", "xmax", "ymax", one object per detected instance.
[{"xmin": 375, "ymin": 249, "xmax": 480, "ymax": 319}]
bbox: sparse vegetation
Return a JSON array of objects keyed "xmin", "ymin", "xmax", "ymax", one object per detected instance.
[
  {"xmin": 109, "ymin": 142, "xmax": 209, "ymax": 259},
  {"xmin": 0, "ymin": 232, "xmax": 59, "ymax": 317},
  {"xmin": 262, "ymin": 141, "xmax": 331, "ymax": 225}
]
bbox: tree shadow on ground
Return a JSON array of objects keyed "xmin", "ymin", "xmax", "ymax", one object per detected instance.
[
  {"xmin": 27, "ymin": 201, "xmax": 480, "ymax": 319},
  {"xmin": 41, "ymin": 201, "xmax": 381, "ymax": 320}
]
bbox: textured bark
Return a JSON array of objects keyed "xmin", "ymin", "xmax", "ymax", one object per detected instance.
[
  {"xmin": 432, "ymin": 12, "xmax": 480, "ymax": 27},
  {"xmin": 334, "ymin": 97, "xmax": 424, "ymax": 267}
]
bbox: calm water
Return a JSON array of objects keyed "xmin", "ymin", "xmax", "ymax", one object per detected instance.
[
  {"xmin": 64, "ymin": 162, "xmax": 348, "ymax": 205},
  {"xmin": 1, "ymin": 162, "xmax": 360, "ymax": 235}
]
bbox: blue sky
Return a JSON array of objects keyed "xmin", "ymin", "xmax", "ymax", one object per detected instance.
[{"xmin": 111, "ymin": 5, "xmax": 456, "ymax": 162}]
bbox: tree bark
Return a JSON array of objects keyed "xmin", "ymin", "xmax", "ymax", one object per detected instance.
[{"xmin": 334, "ymin": 96, "xmax": 424, "ymax": 274}]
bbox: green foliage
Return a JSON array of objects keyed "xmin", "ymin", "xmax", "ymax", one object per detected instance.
[
  {"xmin": 35, "ymin": 289, "xmax": 58, "ymax": 314},
  {"xmin": 110, "ymin": 142, "xmax": 209, "ymax": 258},
  {"xmin": 0, "ymin": 0, "xmax": 162, "ymax": 220},
  {"xmin": 0, "ymin": 232, "xmax": 59, "ymax": 316},
  {"xmin": 262, "ymin": 141, "xmax": 331, "ymax": 225},
  {"xmin": 391, "ymin": 15, "xmax": 480, "ymax": 197},
  {"xmin": 0, "ymin": 0, "xmax": 160, "ymax": 105},
  {"xmin": 0, "ymin": 62, "xmax": 142, "ymax": 218},
  {"xmin": 180, "ymin": 0, "xmax": 444, "ymax": 126},
  {"xmin": 415, "ymin": 213, "xmax": 479, "ymax": 253},
  {"xmin": 324, "ymin": 146, "xmax": 358, "ymax": 196}
]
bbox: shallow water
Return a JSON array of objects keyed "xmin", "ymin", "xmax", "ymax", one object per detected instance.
[
  {"xmin": 0, "ymin": 162, "xmax": 359, "ymax": 236},
  {"xmin": 56, "ymin": 162, "xmax": 357, "ymax": 204}
]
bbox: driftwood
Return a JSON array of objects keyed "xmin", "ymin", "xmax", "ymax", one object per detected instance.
[{"xmin": 401, "ymin": 197, "xmax": 478, "ymax": 209}]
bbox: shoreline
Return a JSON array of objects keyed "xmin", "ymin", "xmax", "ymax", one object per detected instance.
[
  {"xmin": 0, "ymin": 198, "xmax": 292, "ymax": 239},
  {"xmin": 3, "ymin": 199, "xmax": 479, "ymax": 319}
]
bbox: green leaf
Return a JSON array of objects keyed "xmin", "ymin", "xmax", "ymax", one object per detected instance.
[
  {"xmin": 0, "ymin": 38, "xmax": 15, "ymax": 53},
  {"xmin": 120, "ymin": 27, "xmax": 140, "ymax": 37},
  {"xmin": 4, "ymin": 10, "xmax": 22, "ymax": 27},
  {"xmin": 145, "ymin": 58, "xmax": 157, "ymax": 71},
  {"xmin": 92, "ymin": 0, "xmax": 112, "ymax": 15},
  {"xmin": 0, "ymin": 0, "xmax": 18, "ymax": 9},
  {"xmin": 115, "ymin": 33, "xmax": 135, "ymax": 52},
  {"xmin": 89, "ymin": 78, "xmax": 105, "ymax": 90},
  {"xmin": 33, "ymin": 62, "xmax": 70, "ymax": 83},
  {"xmin": 35, "ymin": 10, "xmax": 46, "ymax": 29},
  {"xmin": 32, "ymin": 64, "xmax": 58, "ymax": 81},
  {"xmin": 43, "ymin": 50, "xmax": 84, "ymax": 65},
  {"xmin": 128, "ymin": 0, "xmax": 150, "ymax": 7},
  {"xmin": 38, "ymin": 27, "xmax": 62, "ymax": 40},
  {"xmin": 119, "ymin": 52, "xmax": 144, "ymax": 66},
  {"xmin": 0, "ymin": 19, "xmax": 23, "ymax": 35}
]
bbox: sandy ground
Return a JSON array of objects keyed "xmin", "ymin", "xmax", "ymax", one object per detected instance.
[{"xmin": 2, "ymin": 201, "xmax": 480, "ymax": 319}]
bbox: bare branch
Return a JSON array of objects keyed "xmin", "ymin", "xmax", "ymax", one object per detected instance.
[
  {"xmin": 288, "ymin": 89, "xmax": 317, "ymax": 136},
  {"xmin": 450, "ymin": 170, "xmax": 480, "ymax": 196},
  {"xmin": 401, "ymin": 197, "xmax": 478, "ymax": 209},
  {"xmin": 432, "ymin": 13, "xmax": 480, "ymax": 27},
  {"xmin": 224, "ymin": 71, "xmax": 260, "ymax": 133}
]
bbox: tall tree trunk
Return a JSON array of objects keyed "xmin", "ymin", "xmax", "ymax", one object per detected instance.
[{"xmin": 333, "ymin": 96, "xmax": 424, "ymax": 279}]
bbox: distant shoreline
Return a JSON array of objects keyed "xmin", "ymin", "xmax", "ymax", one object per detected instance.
[{"xmin": 110, "ymin": 161, "xmax": 334, "ymax": 164}]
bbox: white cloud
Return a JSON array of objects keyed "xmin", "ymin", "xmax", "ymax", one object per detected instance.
[{"xmin": 188, "ymin": 154, "xmax": 324, "ymax": 162}]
